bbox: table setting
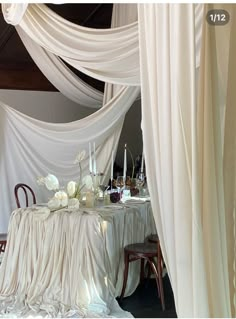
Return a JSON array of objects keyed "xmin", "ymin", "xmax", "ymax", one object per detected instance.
[{"xmin": 0, "ymin": 144, "xmax": 155, "ymax": 318}]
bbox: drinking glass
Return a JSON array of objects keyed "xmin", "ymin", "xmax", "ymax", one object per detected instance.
[
  {"xmin": 136, "ymin": 172, "xmax": 145, "ymax": 196},
  {"xmin": 116, "ymin": 176, "xmax": 125, "ymax": 193}
]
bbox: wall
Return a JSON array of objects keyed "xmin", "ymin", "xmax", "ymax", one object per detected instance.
[
  {"xmin": 0, "ymin": 90, "xmax": 143, "ymax": 171},
  {"xmin": 0, "ymin": 90, "xmax": 93, "ymax": 122}
]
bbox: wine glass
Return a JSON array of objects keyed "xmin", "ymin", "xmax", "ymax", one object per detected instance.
[
  {"xmin": 136, "ymin": 172, "xmax": 145, "ymax": 196},
  {"xmin": 98, "ymin": 184, "xmax": 107, "ymax": 199},
  {"xmin": 116, "ymin": 176, "xmax": 124, "ymax": 196},
  {"xmin": 125, "ymin": 176, "xmax": 131, "ymax": 187}
]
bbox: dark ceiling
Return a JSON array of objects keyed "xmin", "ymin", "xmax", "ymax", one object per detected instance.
[{"xmin": 0, "ymin": 3, "xmax": 113, "ymax": 92}]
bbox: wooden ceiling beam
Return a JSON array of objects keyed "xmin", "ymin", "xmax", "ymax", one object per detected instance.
[
  {"xmin": 81, "ymin": 4, "xmax": 103, "ymax": 26},
  {"xmin": 0, "ymin": 25, "xmax": 15, "ymax": 51},
  {"xmin": 0, "ymin": 65, "xmax": 57, "ymax": 91}
]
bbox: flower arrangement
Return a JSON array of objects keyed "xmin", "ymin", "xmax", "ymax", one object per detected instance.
[{"xmin": 37, "ymin": 150, "xmax": 93, "ymax": 210}]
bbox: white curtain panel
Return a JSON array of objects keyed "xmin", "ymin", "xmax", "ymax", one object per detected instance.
[
  {"xmin": 138, "ymin": 3, "xmax": 232, "ymax": 317},
  {"xmin": 0, "ymin": 86, "xmax": 139, "ymax": 233},
  {"xmin": 201, "ymin": 4, "xmax": 236, "ymax": 317},
  {"xmin": 17, "ymin": 28, "xmax": 103, "ymax": 108},
  {"xmin": 224, "ymin": 12, "xmax": 236, "ymax": 319}
]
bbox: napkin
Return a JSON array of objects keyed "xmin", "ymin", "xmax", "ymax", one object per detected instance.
[
  {"xmin": 68, "ymin": 198, "xmax": 80, "ymax": 209},
  {"xmin": 33, "ymin": 207, "xmax": 51, "ymax": 221},
  {"xmin": 122, "ymin": 196, "xmax": 150, "ymax": 203},
  {"xmin": 47, "ymin": 198, "xmax": 61, "ymax": 211}
]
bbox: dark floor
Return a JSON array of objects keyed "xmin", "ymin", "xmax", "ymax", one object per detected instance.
[{"xmin": 117, "ymin": 276, "xmax": 177, "ymax": 318}]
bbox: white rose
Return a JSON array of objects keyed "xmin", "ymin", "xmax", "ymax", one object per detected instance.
[
  {"xmin": 54, "ymin": 191, "xmax": 68, "ymax": 207},
  {"xmin": 67, "ymin": 181, "xmax": 77, "ymax": 197},
  {"xmin": 82, "ymin": 175, "xmax": 93, "ymax": 190},
  {"xmin": 44, "ymin": 174, "xmax": 59, "ymax": 191}
]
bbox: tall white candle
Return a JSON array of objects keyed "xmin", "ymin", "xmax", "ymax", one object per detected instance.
[
  {"xmin": 93, "ymin": 141, "xmax": 96, "ymax": 175},
  {"xmin": 140, "ymin": 151, "xmax": 144, "ymax": 173},
  {"xmin": 111, "ymin": 150, "xmax": 114, "ymax": 182},
  {"xmin": 89, "ymin": 142, "xmax": 92, "ymax": 173},
  {"xmin": 123, "ymin": 144, "xmax": 127, "ymax": 181}
]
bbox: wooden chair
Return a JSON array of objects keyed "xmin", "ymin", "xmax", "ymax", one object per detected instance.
[
  {"xmin": 0, "ymin": 233, "xmax": 7, "ymax": 253},
  {"xmin": 120, "ymin": 239, "xmax": 165, "ymax": 311},
  {"xmin": 14, "ymin": 183, "xmax": 36, "ymax": 208}
]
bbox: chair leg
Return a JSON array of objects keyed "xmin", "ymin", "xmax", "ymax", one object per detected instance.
[
  {"xmin": 150, "ymin": 257, "xmax": 160, "ymax": 297},
  {"xmin": 120, "ymin": 251, "xmax": 130, "ymax": 300},
  {"xmin": 140, "ymin": 258, "xmax": 145, "ymax": 283},
  {"xmin": 146, "ymin": 260, "xmax": 152, "ymax": 279},
  {"xmin": 157, "ymin": 242, "xmax": 165, "ymax": 311},
  {"xmin": 147, "ymin": 259, "xmax": 165, "ymax": 311}
]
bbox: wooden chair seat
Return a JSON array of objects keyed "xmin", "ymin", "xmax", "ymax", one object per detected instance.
[
  {"xmin": 147, "ymin": 234, "xmax": 159, "ymax": 243},
  {"xmin": 120, "ymin": 240, "xmax": 165, "ymax": 311},
  {"xmin": 124, "ymin": 243, "xmax": 159, "ymax": 256}
]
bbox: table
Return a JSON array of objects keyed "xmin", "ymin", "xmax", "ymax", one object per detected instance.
[{"xmin": 0, "ymin": 201, "xmax": 156, "ymax": 318}]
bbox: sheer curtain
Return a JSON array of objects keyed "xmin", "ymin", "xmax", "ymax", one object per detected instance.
[{"xmin": 138, "ymin": 3, "xmax": 233, "ymax": 317}]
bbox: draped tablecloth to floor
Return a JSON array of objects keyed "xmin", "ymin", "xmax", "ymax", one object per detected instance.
[{"xmin": 0, "ymin": 201, "xmax": 156, "ymax": 318}]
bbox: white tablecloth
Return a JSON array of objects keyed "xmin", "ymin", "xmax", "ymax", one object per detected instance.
[{"xmin": 0, "ymin": 201, "xmax": 156, "ymax": 318}]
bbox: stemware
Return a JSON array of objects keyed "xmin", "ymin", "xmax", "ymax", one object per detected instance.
[
  {"xmin": 116, "ymin": 176, "xmax": 125, "ymax": 193},
  {"xmin": 136, "ymin": 172, "xmax": 145, "ymax": 196}
]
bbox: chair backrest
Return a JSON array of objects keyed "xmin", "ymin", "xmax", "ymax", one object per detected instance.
[
  {"xmin": 0, "ymin": 241, "xmax": 7, "ymax": 253},
  {"xmin": 0, "ymin": 233, "xmax": 7, "ymax": 253},
  {"xmin": 14, "ymin": 183, "xmax": 36, "ymax": 208}
]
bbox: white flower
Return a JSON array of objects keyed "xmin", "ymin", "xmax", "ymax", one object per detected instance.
[
  {"xmin": 67, "ymin": 181, "xmax": 77, "ymax": 197},
  {"xmin": 74, "ymin": 150, "xmax": 86, "ymax": 164},
  {"xmin": 54, "ymin": 191, "xmax": 68, "ymax": 207},
  {"xmin": 37, "ymin": 176, "xmax": 45, "ymax": 186},
  {"xmin": 82, "ymin": 175, "xmax": 93, "ymax": 190},
  {"xmin": 44, "ymin": 174, "xmax": 59, "ymax": 191}
]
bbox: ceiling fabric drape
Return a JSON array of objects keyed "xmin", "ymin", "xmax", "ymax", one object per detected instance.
[
  {"xmin": 1, "ymin": 3, "xmax": 27, "ymax": 25},
  {"xmin": 2, "ymin": 3, "xmax": 203, "ymax": 85},
  {"xmin": 138, "ymin": 3, "xmax": 233, "ymax": 317},
  {"xmin": 17, "ymin": 27, "xmax": 103, "ymax": 108},
  {"xmin": 17, "ymin": 3, "xmax": 140, "ymax": 85}
]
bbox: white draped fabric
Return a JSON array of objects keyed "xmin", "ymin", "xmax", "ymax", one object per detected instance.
[
  {"xmin": 1, "ymin": 2, "xmax": 235, "ymax": 318},
  {"xmin": 1, "ymin": 3, "xmax": 27, "ymax": 25},
  {"xmin": 0, "ymin": 86, "xmax": 139, "ymax": 233},
  {"xmin": 2, "ymin": 4, "xmax": 203, "ymax": 86},
  {"xmin": 138, "ymin": 3, "xmax": 233, "ymax": 317},
  {"xmin": 17, "ymin": 4, "xmax": 140, "ymax": 85},
  {"xmin": 0, "ymin": 203, "xmax": 156, "ymax": 317},
  {"xmin": 17, "ymin": 28, "xmax": 103, "ymax": 108},
  {"xmin": 102, "ymin": 3, "xmax": 138, "ymax": 173}
]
